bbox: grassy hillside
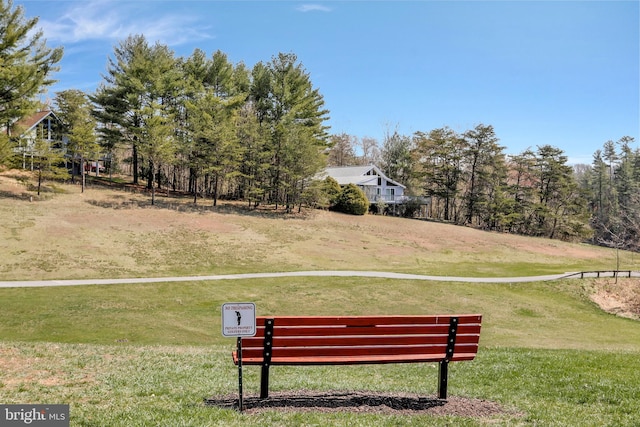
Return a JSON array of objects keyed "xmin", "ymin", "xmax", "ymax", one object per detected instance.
[
  {"xmin": 1, "ymin": 174, "xmax": 638, "ymax": 281},
  {"xmin": 2, "ymin": 174, "xmax": 640, "ymax": 426}
]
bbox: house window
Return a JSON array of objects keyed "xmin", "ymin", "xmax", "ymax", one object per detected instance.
[
  {"xmin": 385, "ymin": 188, "xmax": 395, "ymax": 199},
  {"xmin": 378, "ymin": 177, "xmax": 382, "ymax": 186}
]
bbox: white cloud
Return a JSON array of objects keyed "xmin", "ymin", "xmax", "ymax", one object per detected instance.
[
  {"xmin": 297, "ymin": 4, "xmax": 332, "ymax": 13},
  {"xmin": 36, "ymin": 1, "xmax": 213, "ymax": 46}
]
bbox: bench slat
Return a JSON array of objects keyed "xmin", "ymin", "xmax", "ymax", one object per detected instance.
[
  {"xmin": 240, "ymin": 333, "xmax": 480, "ymax": 349},
  {"xmin": 276, "ymin": 334, "xmax": 479, "ymax": 347},
  {"xmin": 251, "ymin": 323, "xmax": 481, "ymax": 338},
  {"xmin": 255, "ymin": 314, "xmax": 482, "ymax": 327},
  {"xmin": 235, "ymin": 343, "xmax": 479, "ymax": 360},
  {"xmin": 234, "ymin": 352, "xmax": 479, "ymax": 365}
]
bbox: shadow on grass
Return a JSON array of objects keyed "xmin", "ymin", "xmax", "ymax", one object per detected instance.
[
  {"xmin": 205, "ymin": 390, "xmax": 512, "ymax": 417},
  {"xmin": 84, "ymin": 177, "xmax": 314, "ymax": 219},
  {"xmin": 84, "ymin": 196, "xmax": 313, "ymax": 218},
  {"xmin": 205, "ymin": 390, "xmax": 448, "ymax": 413},
  {"xmin": 0, "ymin": 189, "xmax": 33, "ymax": 201}
]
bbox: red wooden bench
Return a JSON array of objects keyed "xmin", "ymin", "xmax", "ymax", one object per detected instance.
[{"xmin": 232, "ymin": 314, "xmax": 482, "ymax": 400}]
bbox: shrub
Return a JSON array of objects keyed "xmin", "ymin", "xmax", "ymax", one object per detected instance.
[
  {"xmin": 324, "ymin": 176, "xmax": 342, "ymax": 208},
  {"xmin": 335, "ymin": 183, "xmax": 369, "ymax": 215},
  {"xmin": 399, "ymin": 198, "xmax": 421, "ymax": 218},
  {"xmin": 301, "ymin": 177, "xmax": 344, "ymax": 210},
  {"xmin": 301, "ymin": 179, "xmax": 330, "ymax": 209}
]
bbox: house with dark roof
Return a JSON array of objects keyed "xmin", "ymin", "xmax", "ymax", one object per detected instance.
[
  {"xmin": 321, "ymin": 165, "xmax": 407, "ymax": 204},
  {"xmin": 10, "ymin": 110, "xmax": 65, "ymax": 170}
]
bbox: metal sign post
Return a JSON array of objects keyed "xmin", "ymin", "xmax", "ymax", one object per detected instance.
[
  {"xmin": 221, "ymin": 302, "xmax": 256, "ymax": 412},
  {"xmin": 237, "ymin": 336, "xmax": 243, "ymax": 411}
]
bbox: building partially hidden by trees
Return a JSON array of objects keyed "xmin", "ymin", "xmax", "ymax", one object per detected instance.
[
  {"xmin": 322, "ymin": 165, "xmax": 407, "ymax": 205},
  {"xmin": 10, "ymin": 110, "xmax": 64, "ymax": 170}
]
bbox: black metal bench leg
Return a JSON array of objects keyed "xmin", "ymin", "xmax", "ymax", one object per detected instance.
[
  {"xmin": 438, "ymin": 316, "xmax": 458, "ymax": 400},
  {"xmin": 260, "ymin": 318, "xmax": 275, "ymax": 399},
  {"xmin": 260, "ymin": 363, "xmax": 270, "ymax": 399},
  {"xmin": 438, "ymin": 360, "xmax": 448, "ymax": 399}
]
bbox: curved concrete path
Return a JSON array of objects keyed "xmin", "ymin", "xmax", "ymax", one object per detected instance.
[{"xmin": 0, "ymin": 270, "xmax": 583, "ymax": 288}]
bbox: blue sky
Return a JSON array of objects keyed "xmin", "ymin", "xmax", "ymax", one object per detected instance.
[{"xmin": 20, "ymin": 0, "xmax": 639, "ymax": 164}]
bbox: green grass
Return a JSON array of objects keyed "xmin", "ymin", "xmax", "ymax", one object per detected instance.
[
  {"xmin": 1, "ymin": 342, "xmax": 639, "ymax": 426},
  {"xmin": 1, "ymin": 277, "xmax": 640, "ymax": 425},
  {"xmin": 1, "ymin": 277, "xmax": 639, "ymax": 350}
]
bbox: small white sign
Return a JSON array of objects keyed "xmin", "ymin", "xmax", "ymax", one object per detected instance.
[{"xmin": 221, "ymin": 302, "xmax": 256, "ymax": 337}]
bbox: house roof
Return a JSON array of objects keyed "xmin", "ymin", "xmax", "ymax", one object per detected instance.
[
  {"xmin": 322, "ymin": 165, "xmax": 406, "ymax": 188},
  {"xmin": 14, "ymin": 110, "xmax": 58, "ymax": 134}
]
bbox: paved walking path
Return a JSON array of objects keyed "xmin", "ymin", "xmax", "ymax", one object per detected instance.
[{"xmin": 0, "ymin": 270, "xmax": 592, "ymax": 288}]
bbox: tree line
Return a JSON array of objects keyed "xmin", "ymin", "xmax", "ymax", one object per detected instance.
[
  {"xmin": 85, "ymin": 35, "xmax": 329, "ymax": 208},
  {"xmin": 579, "ymin": 137, "xmax": 640, "ymax": 252},
  {"xmin": 325, "ymin": 127, "xmax": 638, "ymax": 250}
]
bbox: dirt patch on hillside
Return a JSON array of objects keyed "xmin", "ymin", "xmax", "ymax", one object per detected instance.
[
  {"xmin": 589, "ymin": 278, "xmax": 640, "ymax": 320},
  {"xmin": 206, "ymin": 390, "xmax": 515, "ymax": 418},
  {"xmin": 0, "ymin": 345, "xmax": 91, "ymax": 389}
]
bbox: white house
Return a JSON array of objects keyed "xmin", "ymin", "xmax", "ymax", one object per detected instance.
[{"xmin": 321, "ymin": 165, "xmax": 406, "ymax": 204}]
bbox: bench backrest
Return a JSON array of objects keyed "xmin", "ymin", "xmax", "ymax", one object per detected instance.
[{"xmin": 239, "ymin": 314, "xmax": 482, "ymax": 365}]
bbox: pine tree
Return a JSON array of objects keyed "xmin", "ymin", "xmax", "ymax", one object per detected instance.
[
  {"xmin": 413, "ymin": 127, "xmax": 465, "ymax": 222},
  {"xmin": 0, "ymin": 0, "xmax": 63, "ymax": 166},
  {"xmin": 589, "ymin": 137, "xmax": 640, "ymax": 252},
  {"xmin": 533, "ymin": 145, "xmax": 587, "ymax": 239},
  {"xmin": 250, "ymin": 53, "xmax": 329, "ymax": 209},
  {"xmin": 54, "ymin": 90, "xmax": 98, "ymax": 192},
  {"xmin": 236, "ymin": 102, "xmax": 269, "ymax": 207},
  {"xmin": 462, "ymin": 124, "xmax": 505, "ymax": 226},
  {"xmin": 506, "ymin": 149, "xmax": 537, "ymax": 234},
  {"xmin": 92, "ymin": 35, "xmax": 150, "ymax": 184},
  {"xmin": 186, "ymin": 92, "xmax": 243, "ymax": 206},
  {"xmin": 93, "ymin": 36, "xmax": 183, "ymax": 194},
  {"xmin": 381, "ymin": 130, "xmax": 414, "ymax": 190},
  {"xmin": 137, "ymin": 101, "xmax": 175, "ymax": 205},
  {"xmin": 31, "ymin": 135, "xmax": 68, "ymax": 195}
]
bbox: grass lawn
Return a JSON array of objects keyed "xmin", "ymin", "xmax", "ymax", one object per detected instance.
[
  {"xmin": 1, "ymin": 176, "xmax": 640, "ymax": 425},
  {"xmin": 1, "ymin": 342, "xmax": 639, "ymax": 426},
  {"xmin": 1, "ymin": 277, "xmax": 640, "ymax": 425},
  {"xmin": 1, "ymin": 277, "xmax": 640, "ymax": 350}
]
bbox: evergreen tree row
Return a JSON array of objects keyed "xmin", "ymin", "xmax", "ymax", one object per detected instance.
[
  {"xmin": 90, "ymin": 35, "xmax": 329, "ymax": 208},
  {"xmin": 578, "ymin": 137, "xmax": 640, "ymax": 252},
  {"xmin": 325, "ymin": 127, "xmax": 638, "ymax": 250},
  {"xmin": 410, "ymin": 125, "xmax": 591, "ymax": 241}
]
